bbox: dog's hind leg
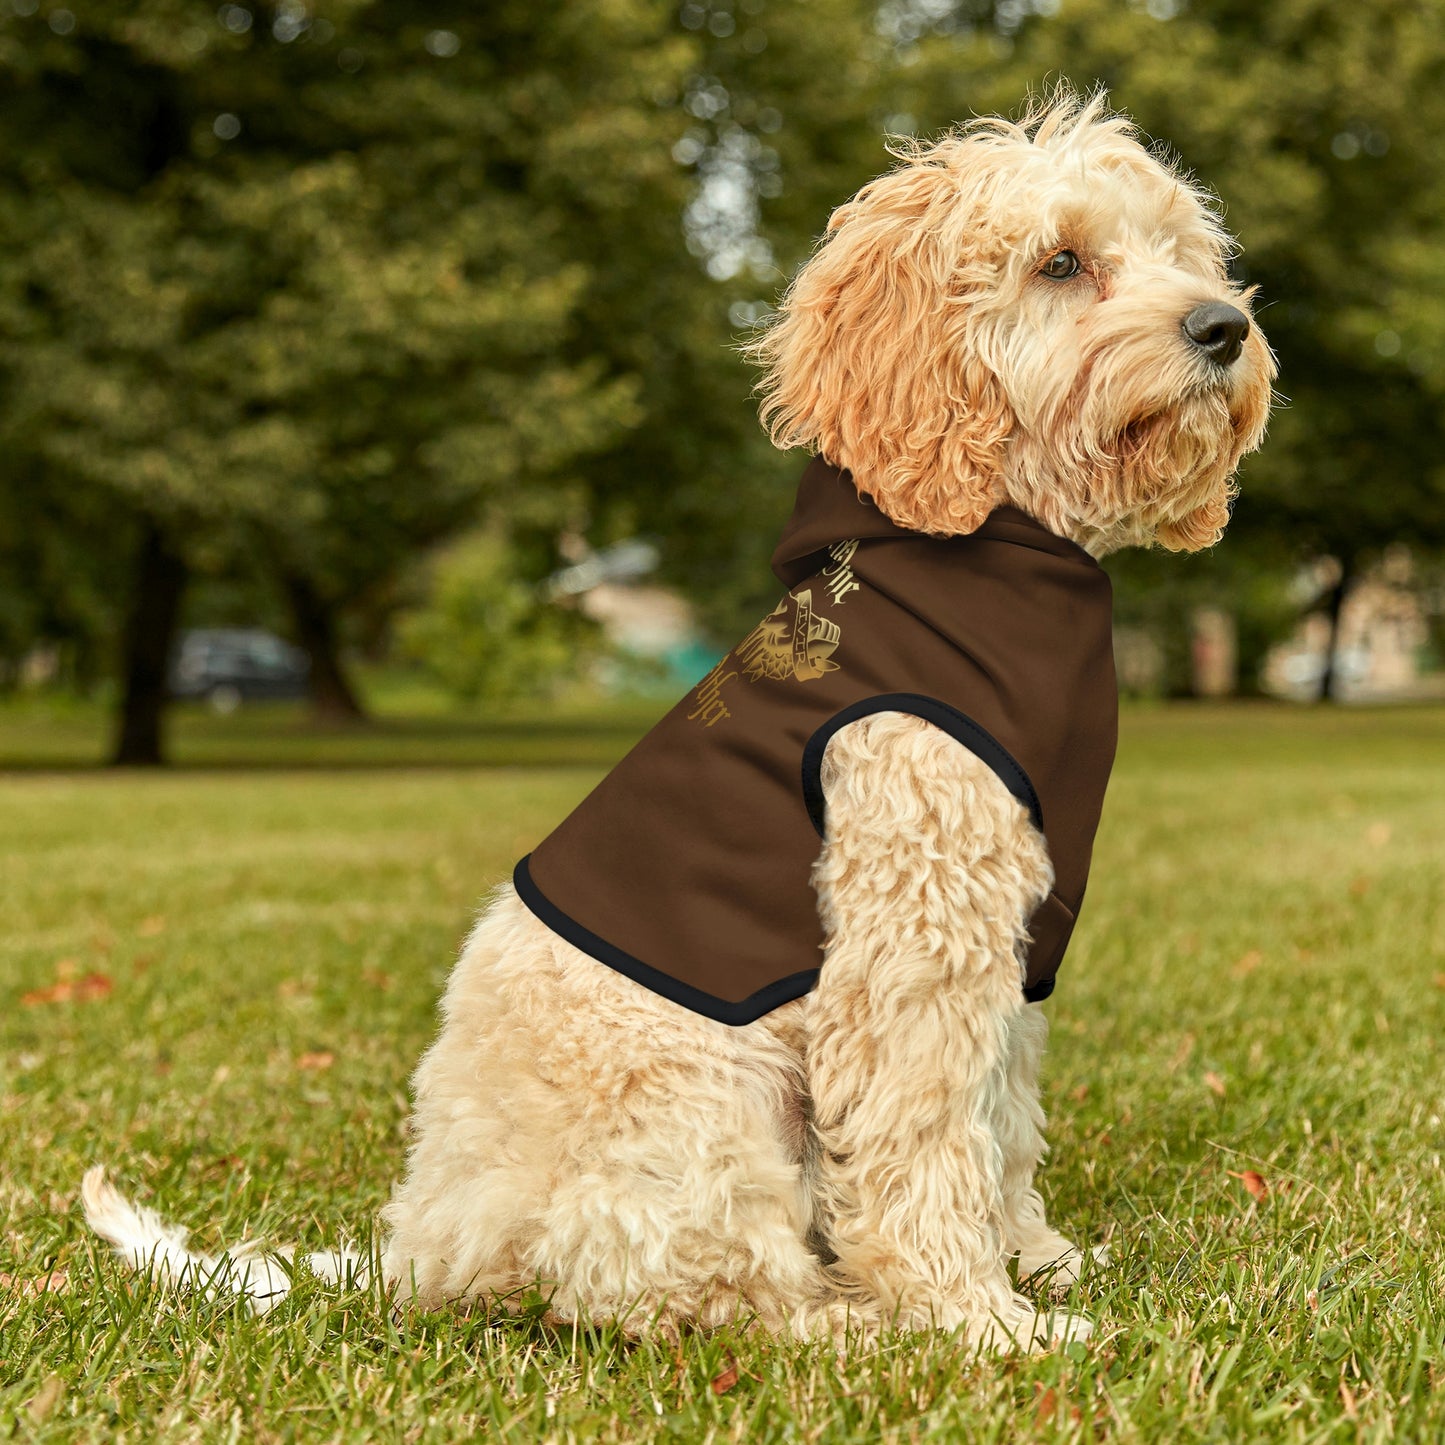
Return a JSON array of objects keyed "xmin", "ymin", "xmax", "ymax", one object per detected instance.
[
  {"xmin": 804, "ymin": 713, "xmax": 1091, "ymax": 1350},
  {"xmin": 383, "ymin": 890, "xmax": 834, "ymax": 1338}
]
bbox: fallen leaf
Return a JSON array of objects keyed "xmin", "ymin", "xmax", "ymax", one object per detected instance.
[
  {"xmin": 1034, "ymin": 1386, "xmax": 1058, "ymax": 1425},
  {"xmin": 1228, "ymin": 1169, "xmax": 1268, "ymax": 1201},
  {"xmin": 1204, "ymin": 1071, "xmax": 1227, "ymax": 1098},
  {"xmin": 710, "ymin": 1358, "xmax": 739, "ymax": 1395},
  {"xmin": 21, "ymin": 972, "xmax": 112, "ymax": 1007},
  {"xmin": 0, "ymin": 1268, "xmax": 69, "ymax": 1298},
  {"xmin": 138, "ymin": 915, "xmax": 167, "ymax": 937},
  {"xmin": 21, "ymin": 982, "xmax": 70, "ymax": 1006},
  {"xmin": 296, "ymin": 1051, "xmax": 334, "ymax": 1072},
  {"xmin": 1232, "ymin": 950, "xmax": 1263, "ymax": 977}
]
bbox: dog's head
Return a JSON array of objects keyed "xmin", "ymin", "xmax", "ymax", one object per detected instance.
[{"xmin": 749, "ymin": 88, "xmax": 1276, "ymax": 554}]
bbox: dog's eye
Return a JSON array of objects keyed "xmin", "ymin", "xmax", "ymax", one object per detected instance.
[{"xmin": 1040, "ymin": 250, "xmax": 1081, "ymax": 280}]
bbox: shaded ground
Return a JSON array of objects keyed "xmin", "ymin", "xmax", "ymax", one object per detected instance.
[{"xmin": 2, "ymin": 702, "xmax": 1442, "ymax": 1441}]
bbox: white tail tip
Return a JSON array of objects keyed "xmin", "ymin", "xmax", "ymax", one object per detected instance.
[{"xmin": 81, "ymin": 1166, "xmax": 368, "ymax": 1315}]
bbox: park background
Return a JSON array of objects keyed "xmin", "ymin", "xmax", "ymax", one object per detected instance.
[{"xmin": 2, "ymin": 2, "xmax": 1443, "ymax": 1442}]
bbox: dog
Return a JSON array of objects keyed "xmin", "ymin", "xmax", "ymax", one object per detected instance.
[{"xmin": 85, "ymin": 88, "xmax": 1274, "ymax": 1352}]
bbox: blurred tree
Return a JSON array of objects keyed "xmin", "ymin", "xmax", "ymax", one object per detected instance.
[
  {"xmin": 0, "ymin": 0, "xmax": 689, "ymax": 758},
  {"xmin": 567, "ymin": 0, "xmax": 889, "ymax": 638},
  {"xmin": 7, "ymin": 0, "xmax": 1444, "ymax": 744},
  {"xmin": 894, "ymin": 0, "xmax": 1445, "ymax": 696},
  {"xmin": 396, "ymin": 528, "xmax": 600, "ymax": 704}
]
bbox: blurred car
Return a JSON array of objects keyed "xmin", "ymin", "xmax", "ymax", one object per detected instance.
[{"xmin": 169, "ymin": 628, "xmax": 310, "ymax": 712}]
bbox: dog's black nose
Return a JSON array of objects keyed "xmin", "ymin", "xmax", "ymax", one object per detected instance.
[{"xmin": 1182, "ymin": 302, "xmax": 1250, "ymax": 367}]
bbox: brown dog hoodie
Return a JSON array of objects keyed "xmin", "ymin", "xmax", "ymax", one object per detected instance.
[{"xmin": 515, "ymin": 457, "xmax": 1118, "ymax": 1025}]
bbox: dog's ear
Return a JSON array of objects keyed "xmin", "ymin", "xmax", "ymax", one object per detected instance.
[{"xmin": 748, "ymin": 152, "xmax": 1012, "ymax": 535}]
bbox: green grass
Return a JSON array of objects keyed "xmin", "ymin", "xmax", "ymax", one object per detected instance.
[{"xmin": 2, "ymin": 701, "xmax": 1443, "ymax": 1442}]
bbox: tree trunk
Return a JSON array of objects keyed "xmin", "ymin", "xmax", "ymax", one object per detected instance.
[
  {"xmin": 1317, "ymin": 555, "xmax": 1355, "ymax": 703},
  {"xmin": 283, "ymin": 572, "xmax": 367, "ymax": 724},
  {"xmin": 111, "ymin": 522, "xmax": 187, "ymax": 766}
]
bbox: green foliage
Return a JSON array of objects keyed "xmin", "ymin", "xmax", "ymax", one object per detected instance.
[
  {"xmin": 898, "ymin": 0, "xmax": 1445, "ymax": 569},
  {"xmin": 5, "ymin": 0, "xmax": 1445, "ymax": 699},
  {"xmin": 1105, "ymin": 543, "xmax": 1303, "ymax": 695},
  {"xmin": 396, "ymin": 531, "xmax": 600, "ymax": 704}
]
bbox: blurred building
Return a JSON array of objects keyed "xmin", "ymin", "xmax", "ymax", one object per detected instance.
[
  {"xmin": 546, "ymin": 540, "xmax": 720, "ymax": 691},
  {"xmin": 1262, "ymin": 551, "xmax": 1439, "ymax": 702}
]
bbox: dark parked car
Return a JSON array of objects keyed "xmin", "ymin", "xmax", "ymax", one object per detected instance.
[{"xmin": 169, "ymin": 629, "xmax": 310, "ymax": 712}]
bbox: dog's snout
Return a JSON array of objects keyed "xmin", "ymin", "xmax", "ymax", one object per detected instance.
[{"xmin": 1182, "ymin": 302, "xmax": 1250, "ymax": 367}]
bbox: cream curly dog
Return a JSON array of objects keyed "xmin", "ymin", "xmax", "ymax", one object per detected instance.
[{"xmin": 85, "ymin": 91, "xmax": 1274, "ymax": 1351}]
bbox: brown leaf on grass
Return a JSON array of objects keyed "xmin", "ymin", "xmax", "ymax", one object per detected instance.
[
  {"xmin": 296, "ymin": 1051, "xmax": 335, "ymax": 1072},
  {"xmin": 1232, "ymin": 950, "xmax": 1263, "ymax": 977},
  {"xmin": 1034, "ymin": 1386, "xmax": 1058, "ymax": 1425},
  {"xmin": 137, "ymin": 915, "xmax": 167, "ymax": 937},
  {"xmin": 1204, "ymin": 1071, "xmax": 1227, "ymax": 1098},
  {"xmin": 710, "ymin": 1358, "xmax": 739, "ymax": 1395},
  {"xmin": 0, "ymin": 1268, "xmax": 69, "ymax": 1298},
  {"xmin": 21, "ymin": 972, "xmax": 113, "ymax": 1007},
  {"xmin": 1228, "ymin": 1169, "xmax": 1269, "ymax": 1201}
]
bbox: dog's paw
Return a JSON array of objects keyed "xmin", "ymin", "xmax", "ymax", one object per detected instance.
[
  {"xmin": 969, "ymin": 1297, "xmax": 1093, "ymax": 1354},
  {"xmin": 1018, "ymin": 1239, "xmax": 1110, "ymax": 1293}
]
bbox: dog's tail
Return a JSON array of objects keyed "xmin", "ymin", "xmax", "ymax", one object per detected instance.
[{"xmin": 81, "ymin": 1165, "xmax": 368, "ymax": 1315}]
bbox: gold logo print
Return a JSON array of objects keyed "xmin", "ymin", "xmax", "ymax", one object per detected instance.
[
  {"xmin": 687, "ymin": 550, "xmax": 860, "ymax": 726},
  {"xmin": 821, "ymin": 538, "xmax": 860, "ymax": 605},
  {"xmin": 686, "ymin": 660, "xmax": 737, "ymax": 727},
  {"xmin": 737, "ymin": 589, "xmax": 841, "ymax": 682}
]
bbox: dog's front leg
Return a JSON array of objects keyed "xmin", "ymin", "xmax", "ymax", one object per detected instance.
[
  {"xmin": 804, "ymin": 712, "xmax": 1089, "ymax": 1350},
  {"xmin": 994, "ymin": 1006, "xmax": 1098, "ymax": 1289}
]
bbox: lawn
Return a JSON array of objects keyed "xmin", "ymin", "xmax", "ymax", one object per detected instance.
[{"xmin": 2, "ymin": 700, "xmax": 1443, "ymax": 1442}]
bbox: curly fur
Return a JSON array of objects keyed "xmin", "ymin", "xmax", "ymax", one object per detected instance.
[
  {"xmin": 84, "ymin": 86, "xmax": 1272, "ymax": 1354},
  {"xmin": 747, "ymin": 89, "xmax": 1274, "ymax": 554}
]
